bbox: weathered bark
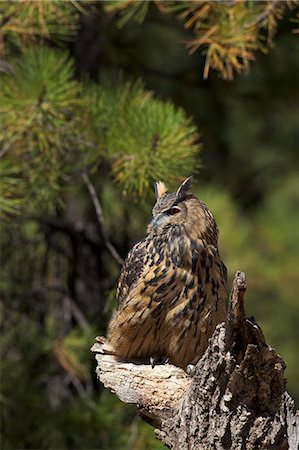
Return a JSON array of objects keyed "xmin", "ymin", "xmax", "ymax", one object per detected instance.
[{"xmin": 91, "ymin": 272, "xmax": 299, "ymax": 449}]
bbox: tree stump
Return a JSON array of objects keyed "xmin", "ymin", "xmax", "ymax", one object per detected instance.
[{"xmin": 91, "ymin": 272, "xmax": 299, "ymax": 449}]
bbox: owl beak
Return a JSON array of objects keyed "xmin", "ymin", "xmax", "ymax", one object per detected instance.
[
  {"xmin": 151, "ymin": 213, "xmax": 165, "ymax": 228},
  {"xmin": 151, "ymin": 216, "xmax": 159, "ymax": 227}
]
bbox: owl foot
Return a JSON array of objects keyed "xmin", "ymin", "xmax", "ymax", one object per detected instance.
[
  {"xmin": 150, "ymin": 356, "xmax": 169, "ymax": 368},
  {"xmin": 186, "ymin": 364, "xmax": 196, "ymax": 376}
]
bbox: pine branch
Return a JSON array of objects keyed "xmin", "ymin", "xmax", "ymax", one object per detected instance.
[
  {"xmin": 0, "ymin": 48, "xmax": 87, "ymax": 212},
  {"xmin": 87, "ymin": 80, "xmax": 201, "ymax": 197},
  {"xmin": 0, "ymin": 0, "xmax": 84, "ymax": 55},
  {"xmin": 104, "ymin": 0, "xmax": 297, "ymax": 80}
]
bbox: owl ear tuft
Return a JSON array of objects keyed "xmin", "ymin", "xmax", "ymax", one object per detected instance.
[
  {"xmin": 154, "ymin": 181, "xmax": 168, "ymax": 200},
  {"xmin": 176, "ymin": 176, "xmax": 193, "ymax": 200}
]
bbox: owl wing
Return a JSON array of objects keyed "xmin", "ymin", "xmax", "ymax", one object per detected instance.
[
  {"xmin": 108, "ymin": 238, "xmax": 227, "ymax": 365},
  {"xmin": 202, "ymin": 244, "xmax": 228, "ymax": 301},
  {"xmin": 116, "ymin": 239, "xmax": 148, "ymax": 307}
]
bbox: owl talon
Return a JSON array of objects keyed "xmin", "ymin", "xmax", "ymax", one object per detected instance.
[
  {"xmin": 187, "ymin": 364, "xmax": 195, "ymax": 376},
  {"xmin": 150, "ymin": 356, "xmax": 156, "ymax": 368},
  {"xmin": 150, "ymin": 356, "xmax": 169, "ymax": 368}
]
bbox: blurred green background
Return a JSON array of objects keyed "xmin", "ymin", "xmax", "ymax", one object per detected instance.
[{"xmin": 1, "ymin": 2, "xmax": 298, "ymax": 449}]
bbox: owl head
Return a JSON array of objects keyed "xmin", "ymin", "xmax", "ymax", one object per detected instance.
[{"xmin": 148, "ymin": 176, "xmax": 218, "ymax": 244}]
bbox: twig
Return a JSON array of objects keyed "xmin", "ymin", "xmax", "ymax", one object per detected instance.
[
  {"xmin": 0, "ymin": 142, "xmax": 11, "ymax": 159},
  {"xmin": 81, "ymin": 171, "xmax": 124, "ymax": 266},
  {"xmin": 67, "ymin": 295, "xmax": 89, "ymax": 329}
]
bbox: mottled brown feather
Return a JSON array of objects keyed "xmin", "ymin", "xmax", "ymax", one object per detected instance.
[
  {"xmin": 116, "ymin": 240, "xmax": 148, "ymax": 306},
  {"xmin": 106, "ymin": 180, "xmax": 228, "ymax": 369}
]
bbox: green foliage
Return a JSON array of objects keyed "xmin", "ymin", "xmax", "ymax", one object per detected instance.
[
  {"xmin": 1, "ymin": 306, "xmax": 163, "ymax": 450},
  {"xmin": 104, "ymin": 0, "xmax": 152, "ymax": 27},
  {"xmin": 109, "ymin": 96, "xmax": 200, "ymax": 196},
  {"xmin": 0, "ymin": 47, "xmax": 86, "ymax": 212},
  {"xmin": 0, "ymin": 47, "xmax": 84, "ymax": 152},
  {"xmin": 0, "ymin": 51, "xmax": 200, "ymax": 214},
  {"xmin": 0, "ymin": 218, "xmax": 166, "ymax": 450},
  {"xmin": 51, "ymin": 326, "xmax": 97, "ymax": 379},
  {"xmin": 88, "ymin": 80, "xmax": 200, "ymax": 195},
  {"xmin": 0, "ymin": 159, "xmax": 24, "ymax": 219},
  {"xmin": 185, "ymin": 1, "xmax": 263, "ymax": 79},
  {"xmin": 0, "ymin": 0, "xmax": 83, "ymax": 55},
  {"xmin": 86, "ymin": 79, "xmax": 153, "ymax": 163}
]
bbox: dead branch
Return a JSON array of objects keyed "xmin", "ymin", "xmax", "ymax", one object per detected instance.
[
  {"xmin": 92, "ymin": 272, "xmax": 299, "ymax": 449},
  {"xmin": 91, "ymin": 340, "xmax": 190, "ymax": 428},
  {"xmin": 81, "ymin": 171, "xmax": 124, "ymax": 266}
]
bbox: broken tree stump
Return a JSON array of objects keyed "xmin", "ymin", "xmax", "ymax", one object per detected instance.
[{"xmin": 91, "ymin": 272, "xmax": 299, "ymax": 449}]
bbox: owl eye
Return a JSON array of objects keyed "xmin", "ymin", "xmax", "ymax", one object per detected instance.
[{"xmin": 167, "ymin": 206, "xmax": 181, "ymax": 215}]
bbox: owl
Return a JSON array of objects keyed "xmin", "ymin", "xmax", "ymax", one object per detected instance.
[{"xmin": 105, "ymin": 176, "xmax": 227, "ymax": 370}]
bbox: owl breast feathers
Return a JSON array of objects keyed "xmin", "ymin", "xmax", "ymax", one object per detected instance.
[{"xmin": 106, "ymin": 176, "xmax": 227, "ymax": 370}]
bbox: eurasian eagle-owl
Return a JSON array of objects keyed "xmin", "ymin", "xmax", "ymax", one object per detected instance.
[{"xmin": 106, "ymin": 176, "xmax": 227, "ymax": 369}]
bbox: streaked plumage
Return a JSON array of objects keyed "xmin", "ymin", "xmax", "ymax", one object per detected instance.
[{"xmin": 106, "ymin": 177, "xmax": 227, "ymax": 369}]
